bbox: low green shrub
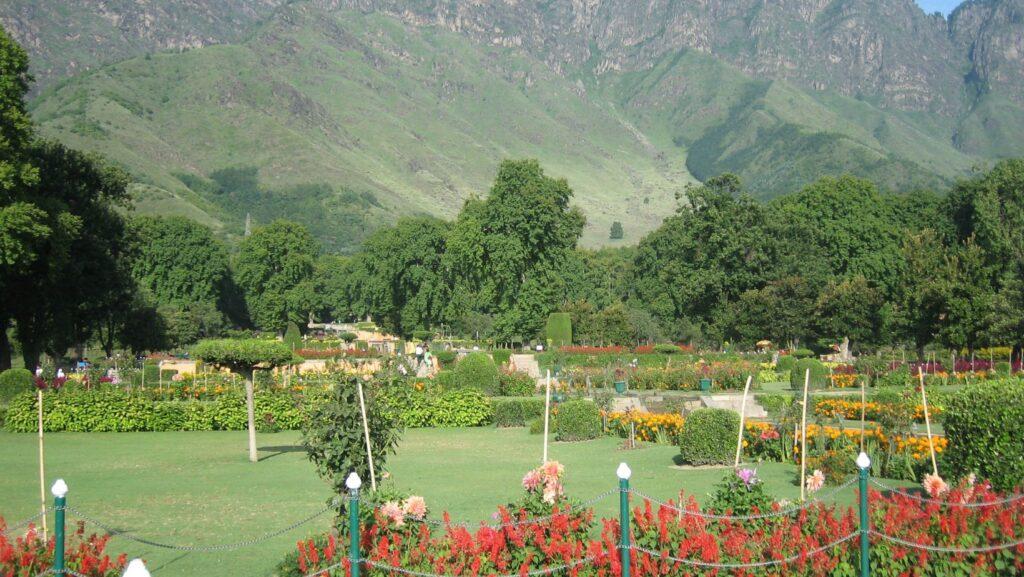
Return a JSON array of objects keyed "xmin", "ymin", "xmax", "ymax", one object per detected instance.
[
  {"xmin": 792, "ymin": 348, "xmax": 815, "ymax": 359},
  {"xmin": 434, "ymin": 350, "xmax": 458, "ymax": 369},
  {"xmin": 528, "ymin": 416, "xmax": 546, "ymax": 435},
  {"xmin": 994, "ymin": 361, "xmax": 1012, "ymax": 376},
  {"xmin": 776, "ymin": 355, "xmax": 796, "ymax": 372},
  {"xmin": 453, "ymin": 352, "xmax": 500, "ymax": 395},
  {"xmin": 434, "ymin": 370, "xmax": 457, "ymax": 389},
  {"xmin": 0, "ymin": 368, "xmax": 34, "ymax": 402},
  {"xmin": 678, "ymin": 408, "xmax": 740, "ymax": 465},
  {"xmin": 491, "ymin": 350, "xmax": 512, "ymax": 366},
  {"xmin": 754, "ymin": 393, "xmax": 793, "ymax": 417},
  {"xmin": 499, "ymin": 371, "xmax": 536, "ymax": 396},
  {"xmin": 429, "ymin": 388, "xmax": 493, "ymax": 427},
  {"xmin": 654, "ymin": 344, "xmax": 682, "ymax": 354},
  {"xmin": 943, "ymin": 380, "xmax": 1024, "ymax": 491},
  {"xmin": 492, "ymin": 398, "xmax": 546, "ymax": 427},
  {"xmin": 789, "ymin": 358, "xmax": 828, "ymax": 390},
  {"xmin": 553, "ymin": 400, "xmax": 601, "ymax": 441}
]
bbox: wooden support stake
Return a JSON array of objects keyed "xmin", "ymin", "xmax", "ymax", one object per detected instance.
[
  {"xmin": 860, "ymin": 375, "xmax": 867, "ymax": 453},
  {"xmin": 543, "ymin": 369, "xmax": 552, "ymax": 463},
  {"xmin": 800, "ymin": 368, "xmax": 810, "ymax": 501},
  {"xmin": 734, "ymin": 375, "xmax": 753, "ymax": 468},
  {"xmin": 37, "ymin": 389, "xmax": 48, "ymax": 539},
  {"xmin": 918, "ymin": 371, "xmax": 938, "ymax": 476},
  {"xmin": 356, "ymin": 377, "xmax": 377, "ymax": 491}
]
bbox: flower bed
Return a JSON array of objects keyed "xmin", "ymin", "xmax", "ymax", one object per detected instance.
[
  {"xmin": 284, "ymin": 467, "xmax": 1024, "ymax": 577},
  {"xmin": 606, "ymin": 411, "xmax": 684, "ymax": 443},
  {"xmin": 0, "ymin": 519, "xmax": 127, "ymax": 577},
  {"xmin": 814, "ymin": 398, "xmax": 942, "ymax": 423}
]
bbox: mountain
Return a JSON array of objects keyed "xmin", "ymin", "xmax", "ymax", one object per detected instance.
[{"xmin": 3, "ymin": 0, "xmax": 1023, "ymax": 249}]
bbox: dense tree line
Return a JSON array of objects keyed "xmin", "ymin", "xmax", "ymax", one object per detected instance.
[{"xmin": 3, "ymin": 25, "xmax": 1024, "ymax": 364}]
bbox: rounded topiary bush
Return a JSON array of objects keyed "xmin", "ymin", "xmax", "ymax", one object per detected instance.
[
  {"xmin": 0, "ymin": 368, "xmax": 34, "ymax": 402},
  {"xmin": 453, "ymin": 352, "xmax": 500, "ymax": 395},
  {"xmin": 792, "ymin": 348, "xmax": 815, "ymax": 359},
  {"xmin": 943, "ymin": 380, "xmax": 1024, "ymax": 491},
  {"xmin": 554, "ymin": 400, "xmax": 601, "ymax": 441},
  {"xmin": 654, "ymin": 344, "xmax": 682, "ymax": 354},
  {"xmin": 678, "ymin": 408, "xmax": 740, "ymax": 465},
  {"xmin": 789, "ymin": 358, "xmax": 828, "ymax": 390},
  {"xmin": 499, "ymin": 371, "xmax": 536, "ymax": 396}
]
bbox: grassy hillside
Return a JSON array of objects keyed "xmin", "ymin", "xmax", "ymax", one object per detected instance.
[
  {"xmin": 29, "ymin": 5, "xmax": 688, "ymax": 249},
  {"xmin": 590, "ymin": 49, "xmax": 978, "ymax": 197},
  {"xmin": 26, "ymin": 4, "xmax": 1011, "ymax": 250}
]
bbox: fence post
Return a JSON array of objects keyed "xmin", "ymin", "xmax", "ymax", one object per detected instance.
[
  {"xmin": 346, "ymin": 472, "xmax": 362, "ymax": 577},
  {"xmin": 122, "ymin": 559, "xmax": 151, "ymax": 577},
  {"xmin": 51, "ymin": 479, "xmax": 68, "ymax": 577},
  {"xmin": 856, "ymin": 452, "xmax": 871, "ymax": 577},
  {"xmin": 617, "ymin": 463, "xmax": 632, "ymax": 577}
]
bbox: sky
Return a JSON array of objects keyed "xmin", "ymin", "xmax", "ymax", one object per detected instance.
[{"xmin": 915, "ymin": 0, "xmax": 963, "ymax": 15}]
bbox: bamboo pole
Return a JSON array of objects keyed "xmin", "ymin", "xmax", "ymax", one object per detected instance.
[
  {"xmin": 356, "ymin": 377, "xmax": 377, "ymax": 491},
  {"xmin": 734, "ymin": 375, "xmax": 753, "ymax": 468},
  {"xmin": 860, "ymin": 375, "xmax": 867, "ymax": 453},
  {"xmin": 918, "ymin": 371, "xmax": 938, "ymax": 476},
  {"xmin": 37, "ymin": 389, "xmax": 47, "ymax": 539},
  {"xmin": 543, "ymin": 369, "xmax": 552, "ymax": 463},
  {"xmin": 800, "ymin": 368, "xmax": 810, "ymax": 501}
]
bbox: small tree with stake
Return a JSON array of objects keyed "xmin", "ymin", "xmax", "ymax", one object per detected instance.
[{"xmin": 193, "ymin": 339, "xmax": 294, "ymax": 462}]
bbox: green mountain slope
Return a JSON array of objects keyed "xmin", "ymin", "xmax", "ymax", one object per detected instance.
[
  {"xmin": 29, "ymin": 5, "xmax": 688, "ymax": 249},
  {"xmin": 592, "ymin": 49, "xmax": 975, "ymax": 195}
]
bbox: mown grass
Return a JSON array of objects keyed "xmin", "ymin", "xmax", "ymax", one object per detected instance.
[{"xmin": 0, "ymin": 427, "xmax": 871, "ymax": 577}]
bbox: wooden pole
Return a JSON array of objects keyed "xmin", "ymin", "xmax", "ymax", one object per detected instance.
[
  {"xmin": 543, "ymin": 369, "xmax": 552, "ymax": 464},
  {"xmin": 918, "ymin": 372, "xmax": 938, "ymax": 476},
  {"xmin": 734, "ymin": 375, "xmax": 753, "ymax": 468},
  {"xmin": 37, "ymin": 389, "xmax": 47, "ymax": 539},
  {"xmin": 800, "ymin": 368, "xmax": 810, "ymax": 501},
  {"xmin": 356, "ymin": 377, "xmax": 377, "ymax": 491},
  {"xmin": 860, "ymin": 375, "xmax": 867, "ymax": 453}
]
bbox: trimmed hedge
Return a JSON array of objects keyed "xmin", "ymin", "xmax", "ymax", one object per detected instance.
[
  {"xmin": 3, "ymin": 389, "xmax": 303, "ymax": 432},
  {"xmin": 943, "ymin": 380, "xmax": 1024, "ymax": 491},
  {"xmin": 386, "ymin": 387, "xmax": 494, "ymax": 428},
  {"xmin": 654, "ymin": 344, "xmax": 682, "ymax": 354},
  {"xmin": 789, "ymin": 358, "xmax": 828, "ymax": 390},
  {"xmin": 554, "ymin": 400, "xmax": 601, "ymax": 441},
  {"xmin": 545, "ymin": 313, "xmax": 572, "ymax": 347},
  {"xmin": 493, "ymin": 398, "xmax": 546, "ymax": 427},
  {"xmin": 0, "ymin": 368, "xmax": 34, "ymax": 402},
  {"xmin": 499, "ymin": 371, "xmax": 536, "ymax": 396},
  {"xmin": 678, "ymin": 408, "xmax": 740, "ymax": 465},
  {"xmin": 453, "ymin": 352, "xmax": 500, "ymax": 395}
]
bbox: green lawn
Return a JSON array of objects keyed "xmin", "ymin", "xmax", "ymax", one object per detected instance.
[{"xmin": 1, "ymin": 428, "xmax": 864, "ymax": 577}]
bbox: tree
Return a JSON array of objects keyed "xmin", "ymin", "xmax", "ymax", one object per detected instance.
[
  {"xmin": 892, "ymin": 230, "xmax": 948, "ymax": 358},
  {"xmin": 633, "ymin": 175, "xmax": 776, "ymax": 338},
  {"xmin": 234, "ymin": 220, "xmax": 319, "ymax": 333},
  {"xmin": 193, "ymin": 339, "xmax": 294, "ymax": 462},
  {"xmin": 302, "ymin": 374, "xmax": 402, "ymax": 498},
  {"xmin": 937, "ymin": 239, "xmax": 996, "ymax": 353},
  {"xmin": 445, "ymin": 160, "xmax": 585, "ymax": 342},
  {"xmin": 344, "ymin": 217, "xmax": 451, "ymax": 336},
  {"xmin": 609, "ymin": 221, "xmax": 624, "ymax": 240},
  {"xmin": 772, "ymin": 175, "xmax": 903, "ymax": 294},
  {"xmin": 128, "ymin": 216, "xmax": 232, "ymax": 310},
  {"xmin": 4, "ymin": 141, "xmax": 132, "ymax": 367},
  {"xmin": 727, "ymin": 276, "xmax": 817, "ymax": 348},
  {"xmin": 813, "ymin": 275, "xmax": 884, "ymax": 351}
]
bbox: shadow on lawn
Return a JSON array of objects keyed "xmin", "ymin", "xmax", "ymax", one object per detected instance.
[{"xmin": 259, "ymin": 445, "xmax": 305, "ymax": 462}]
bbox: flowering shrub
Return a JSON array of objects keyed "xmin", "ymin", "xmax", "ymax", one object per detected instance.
[{"xmin": 0, "ymin": 519, "xmax": 127, "ymax": 577}]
